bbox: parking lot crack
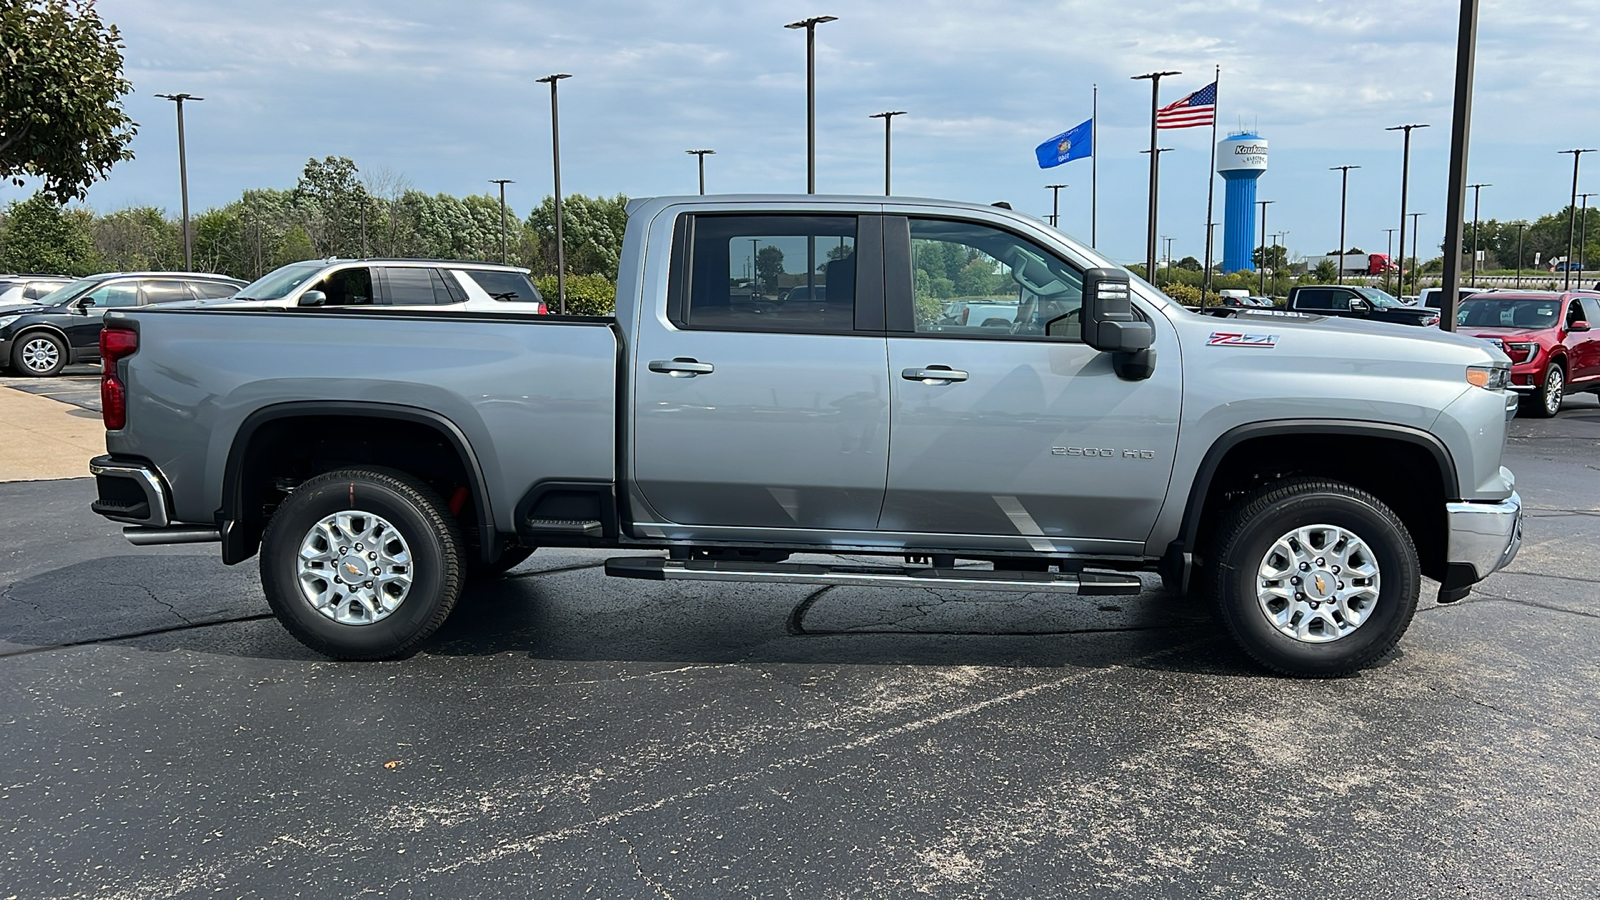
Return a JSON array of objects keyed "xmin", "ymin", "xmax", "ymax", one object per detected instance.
[
  {"xmin": 598, "ymin": 823, "xmax": 676, "ymax": 899},
  {"xmin": 104, "ymin": 581, "xmax": 194, "ymax": 625},
  {"xmin": 0, "ymin": 584, "xmax": 69, "ymax": 623}
]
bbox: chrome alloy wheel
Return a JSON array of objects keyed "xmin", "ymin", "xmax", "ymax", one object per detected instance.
[
  {"xmin": 20, "ymin": 337, "xmax": 60, "ymax": 373},
  {"xmin": 1256, "ymin": 524, "xmax": 1381, "ymax": 643},
  {"xmin": 297, "ymin": 510, "xmax": 414, "ymax": 625},
  {"xmin": 1544, "ymin": 365, "xmax": 1564, "ymax": 415}
]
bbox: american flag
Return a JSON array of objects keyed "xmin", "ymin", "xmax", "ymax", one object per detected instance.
[{"xmin": 1156, "ymin": 81, "xmax": 1217, "ymax": 129}]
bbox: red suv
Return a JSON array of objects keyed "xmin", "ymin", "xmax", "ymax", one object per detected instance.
[{"xmin": 1456, "ymin": 291, "xmax": 1600, "ymax": 417}]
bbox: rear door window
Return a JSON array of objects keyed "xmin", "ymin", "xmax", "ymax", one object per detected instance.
[
  {"xmin": 380, "ymin": 267, "xmax": 453, "ymax": 305},
  {"xmin": 679, "ymin": 214, "xmax": 859, "ymax": 333},
  {"xmin": 139, "ymin": 280, "xmax": 196, "ymax": 306},
  {"xmin": 1295, "ymin": 289, "xmax": 1334, "ymax": 310},
  {"xmin": 188, "ymin": 280, "xmax": 239, "ymax": 299},
  {"xmin": 24, "ymin": 282, "xmax": 63, "ymax": 300}
]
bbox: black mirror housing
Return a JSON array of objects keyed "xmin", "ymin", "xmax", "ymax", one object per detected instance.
[
  {"xmin": 1080, "ymin": 267, "xmax": 1156, "ymax": 381},
  {"xmin": 298, "ymin": 290, "xmax": 327, "ymax": 307}
]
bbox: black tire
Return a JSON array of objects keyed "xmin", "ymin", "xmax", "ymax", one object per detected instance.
[
  {"xmin": 1209, "ymin": 478, "xmax": 1420, "ymax": 678},
  {"xmin": 469, "ymin": 545, "xmax": 536, "ymax": 581},
  {"xmin": 1523, "ymin": 362, "xmax": 1564, "ymax": 418},
  {"xmin": 10, "ymin": 330, "xmax": 67, "ymax": 377},
  {"xmin": 259, "ymin": 467, "xmax": 464, "ymax": 660}
]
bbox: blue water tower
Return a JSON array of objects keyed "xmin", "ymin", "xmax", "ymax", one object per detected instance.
[{"xmin": 1217, "ymin": 133, "xmax": 1269, "ymax": 272}]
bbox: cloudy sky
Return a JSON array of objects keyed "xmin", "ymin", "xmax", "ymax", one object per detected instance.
[{"xmin": 20, "ymin": 0, "xmax": 1600, "ymax": 266}]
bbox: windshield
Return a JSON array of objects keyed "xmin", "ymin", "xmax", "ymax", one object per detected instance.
[
  {"xmin": 1355, "ymin": 287, "xmax": 1401, "ymax": 308},
  {"xmin": 1458, "ymin": 297, "xmax": 1561, "ymax": 329},
  {"xmin": 39, "ymin": 277, "xmax": 102, "ymax": 306},
  {"xmin": 232, "ymin": 262, "xmax": 324, "ymax": 301}
]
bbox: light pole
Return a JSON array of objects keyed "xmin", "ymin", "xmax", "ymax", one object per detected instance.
[
  {"xmin": 1257, "ymin": 199, "xmax": 1274, "ymax": 296},
  {"xmin": 1383, "ymin": 228, "xmax": 1399, "ymax": 292},
  {"xmin": 1387, "ymin": 123, "xmax": 1430, "ymax": 295},
  {"xmin": 786, "ymin": 15, "xmax": 838, "ymax": 194},
  {"xmin": 1132, "ymin": 70, "xmax": 1181, "ymax": 282},
  {"xmin": 1330, "ymin": 165, "xmax": 1360, "ymax": 284},
  {"xmin": 489, "ymin": 179, "xmax": 514, "ymax": 264},
  {"xmin": 1579, "ymin": 192, "xmax": 1597, "ymax": 276},
  {"xmin": 869, "ymin": 111, "xmax": 905, "ymax": 196},
  {"xmin": 1514, "ymin": 220, "xmax": 1527, "ymax": 288},
  {"xmin": 685, "ymin": 150, "xmax": 715, "ymax": 195},
  {"xmin": 1409, "ymin": 212, "xmax": 1425, "ymax": 291},
  {"xmin": 1163, "ymin": 235, "xmax": 1174, "ymax": 275},
  {"xmin": 1045, "ymin": 184, "xmax": 1067, "ymax": 227},
  {"xmin": 537, "ymin": 73, "xmax": 572, "ymax": 313},
  {"xmin": 1558, "ymin": 148, "xmax": 1594, "ymax": 290},
  {"xmin": 1467, "ymin": 182, "xmax": 1490, "ymax": 285},
  {"xmin": 154, "ymin": 93, "xmax": 203, "ymax": 270}
]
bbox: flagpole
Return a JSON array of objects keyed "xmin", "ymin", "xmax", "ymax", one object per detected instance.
[
  {"xmin": 1203, "ymin": 65, "xmax": 1220, "ymax": 303},
  {"xmin": 1092, "ymin": 83, "xmax": 1098, "ymax": 248}
]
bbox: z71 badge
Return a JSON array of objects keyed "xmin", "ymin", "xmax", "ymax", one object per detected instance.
[{"xmin": 1207, "ymin": 332, "xmax": 1279, "ymax": 348}]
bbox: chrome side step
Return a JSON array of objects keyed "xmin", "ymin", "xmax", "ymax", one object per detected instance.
[
  {"xmin": 123, "ymin": 525, "xmax": 222, "ymax": 546},
  {"xmin": 604, "ymin": 557, "xmax": 1143, "ymax": 596}
]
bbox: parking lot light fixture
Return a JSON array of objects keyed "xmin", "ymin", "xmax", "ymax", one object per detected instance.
[
  {"xmin": 537, "ymin": 73, "xmax": 572, "ymax": 313},
  {"xmin": 490, "ymin": 179, "xmax": 514, "ymax": 264},
  {"xmin": 1559, "ymin": 149, "xmax": 1595, "ymax": 291},
  {"xmin": 1467, "ymin": 183, "xmax": 1490, "ymax": 284},
  {"xmin": 786, "ymin": 16, "xmax": 838, "ymax": 194},
  {"xmin": 1387, "ymin": 124, "xmax": 1430, "ymax": 294},
  {"xmin": 869, "ymin": 111, "xmax": 905, "ymax": 196},
  {"xmin": 154, "ymin": 93, "xmax": 203, "ymax": 270},
  {"xmin": 685, "ymin": 150, "xmax": 715, "ymax": 195},
  {"xmin": 1132, "ymin": 71, "xmax": 1181, "ymax": 281},
  {"xmin": 1330, "ymin": 166, "xmax": 1360, "ymax": 284},
  {"xmin": 1044, "ymin": 184, "xmax": 1067, "ymax": 227}
]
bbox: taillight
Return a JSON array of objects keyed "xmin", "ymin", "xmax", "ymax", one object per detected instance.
[
  {"xmin": 536, "ymin": 300, "xmax": 549, "ymax": 315},
  {"xmin": 100, "ymin": 327, "xmax": 138, "ymax": 430}
]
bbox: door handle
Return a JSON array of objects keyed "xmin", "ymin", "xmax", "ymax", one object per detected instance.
[
  {"xmin": 901, "ymin": 366, "xmax": 969, "ymax": 384},
  {"xmin": 649, "ymin": 358, "xmax": 715, "ymax": 377}
]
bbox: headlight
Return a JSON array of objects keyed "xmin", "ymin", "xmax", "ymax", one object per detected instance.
[
  {"xmin": 0, "ymin": 315, "xmax": 20, "ymax": 330},
  {"xmin": 1466, "ymin": 364, "xmax": 1510, "ymax": 391},
  {"xmin": 1502, "ymin": 341, "xmax": 1536, "ymax": 364}
]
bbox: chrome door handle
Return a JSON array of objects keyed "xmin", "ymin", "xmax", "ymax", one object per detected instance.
[
  {"xmin": 901, "ymin": 366, "xmax": 968, "ymax": 384},
  {"xmin": 649, "ymin": 358, "xmax": 715, "ymax": 377}
]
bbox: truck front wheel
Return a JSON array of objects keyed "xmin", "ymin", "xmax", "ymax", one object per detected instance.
[
  {"xmin": 1210, "ymin": 479, "xmax": 1419, "ymax": 677},
  {"xmin": 259, "ymin": 467, "xmax": 464, "ymax": 660}
]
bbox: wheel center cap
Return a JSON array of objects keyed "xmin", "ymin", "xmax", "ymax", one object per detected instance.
[
  {"xmin": 1305, "ymin": 570, "xmax": 1336, "ymax": 601},
  {"xmin": 338, "ymin": 556, "xmax": 368, "ymax": 582}
]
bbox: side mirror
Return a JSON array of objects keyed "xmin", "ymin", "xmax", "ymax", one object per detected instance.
[
  {"xmin": 298, "ymin": 290, "xmax": 327, "ymax": 307},
  {"xmin": 1080, "ymin": 268, "xmax": 1155, "ymax": 381},
  {"xmin": 74, "ymin": 297, "xmax": 96, "ymax": 314},
  {"xmin": 1571, "ymin": 320, "xmax": 1592, "ymax": 332},
  {"xmin": 1349, "ymin": 298, "xmax": 1370, "ymax": 313}
]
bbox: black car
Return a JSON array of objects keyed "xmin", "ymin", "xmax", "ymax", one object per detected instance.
[
  {"xmin": 0, "ymin": 272, "xmax": 246, "ymax": 376},
  {"xmin": 1284, "ymin": 285, "xmax": 1442, "ymax": 326}
]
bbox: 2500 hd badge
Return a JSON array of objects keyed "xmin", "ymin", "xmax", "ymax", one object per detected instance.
[{"xmin": 1052, "ymin": 447, "xmax": 1157, "ymax": 459}]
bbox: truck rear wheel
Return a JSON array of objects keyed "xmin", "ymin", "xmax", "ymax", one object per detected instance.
[
  {"xmin": 259, "ymin": 467, "xmax": 464, "ymax": 660},
  {"xmin": 1209, "ymin": 478, "xmax": 1419, "ymax": 677}
]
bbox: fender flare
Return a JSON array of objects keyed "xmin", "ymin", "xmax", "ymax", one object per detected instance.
[{"xmin": 218, "ymin": 400, "xmax": 495, "ymax": 565}]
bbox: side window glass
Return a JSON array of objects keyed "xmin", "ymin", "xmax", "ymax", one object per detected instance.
[
  {"xmin": 84, "ymin": 281, "xmax": 140, "ymax": 308},
  {"xmin": 189, "ymin": 281, "xmax": 239, "ymax": 299},
  {"xmin": 684, "ymin": 214, "xmax": 856, "ymax": 333},
  {"xmin": 1566, "ymin": 299, "xmax": 1585, "ymax": 327},
  {"xmin": 1330, "ymin": 291, "xmax": 1352, "ymax": 311},
  {"xmin": 1582, "ymin": 298, "xmax": 1600, "ymax": 324},
  {"xmin": 310, "ymin": 268, "xmax": 375, "ymax": 306},
  {"xmin": 907, "ymin": 218, "xmax": 1082, "ymax": 340},
  {"xmin": 381, "ymin": 267, "xmax": 442, "ymax": 305},
  {"xmin": 24, "ymin": 282, "xmax": 58, "ymax": 300},
  {"xmin": 462, "ymin": 269, "xmax": 543, "ymax": 304},
  {"xmin": 140, "ymin": 280, "xmax": 195, "ymax": 305}
]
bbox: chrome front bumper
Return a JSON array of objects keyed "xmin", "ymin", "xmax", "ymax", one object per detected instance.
[{"xmin": 1442, "ymin": 490, "xmax": 1523, "ymax": 597}]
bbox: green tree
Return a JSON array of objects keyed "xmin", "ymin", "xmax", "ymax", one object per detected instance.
[
  {"xmin": 1175, "ymin": 255, "xmax": 1202, "ymax": 272},
  {"xmin": 91, "ymin": 206, "xmax": 180, "ymax": 272},
  {"xmin": 526, "ymin": 193, "xmax": 628, "ymax": 278},
  {"xmin": 1252, "ymin": 244, "xmax": 1288, "ymax": 271},
  {"xmin": 755, "ymin": 245, "xmax": 785, "ymax": 292},
  {"xmin": 1, "ymin": 0, "xmax": 136, "ymax": 202},
  {"xmin": 1311, "ymin": 259, "xmax": 1338, "ymax": 282},
  {"xmin": 292, "ymin": 156, "xmax": 372, "ymax": 257},
  {"xmin": 0, "ymin": 192, "xmax": 95, "ymax": 274}
]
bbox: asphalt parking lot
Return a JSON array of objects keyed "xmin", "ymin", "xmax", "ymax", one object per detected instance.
[{"xmin": 2, "ymin": 393, "xmax": 1597, "ymax": 898}]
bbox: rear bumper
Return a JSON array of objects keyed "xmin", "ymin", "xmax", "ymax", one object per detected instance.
[
  {"xmin": 90, "ymin": 455, "xmax": 171, "ymax": 526},
  {"xmin": 1439, "ymin": 490, "xmax": 1523, "ymax": 601}
]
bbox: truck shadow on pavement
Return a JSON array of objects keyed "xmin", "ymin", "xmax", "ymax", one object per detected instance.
[{"xmin": 0, "ymin": 553, "xmax": 1275, "ymax": 676}]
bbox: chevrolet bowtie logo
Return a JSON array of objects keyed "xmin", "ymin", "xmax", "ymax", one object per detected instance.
[
  {"xmin": 345, "ymin": 563, "xmax": 362, "ymax": 576},
  {"xmin": 1314, "ymin": 575, "xmax": 1327, "ymax": 594}
]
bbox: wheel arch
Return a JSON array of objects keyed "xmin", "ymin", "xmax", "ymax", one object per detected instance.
[
  {"xmin": 1170, "ymin": 420, "xmax": 1459, "ymax": 587},
  {"xmin": 219, "ymin": 401, "xmax": 495, "ymax": 566},
  {"xmin": 8, "ymin": 324, "xmax": 73, "ymax": 364}
]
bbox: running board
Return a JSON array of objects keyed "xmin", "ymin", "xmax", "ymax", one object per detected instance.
[{"xmin": 604, "ymin": 557, "xmax": 1143, "ymax": 596}]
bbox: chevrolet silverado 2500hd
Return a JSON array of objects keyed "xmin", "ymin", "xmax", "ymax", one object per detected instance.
[{"xmin": 88, "ymin": 195, "xmax": 1523, "ymax": 676}]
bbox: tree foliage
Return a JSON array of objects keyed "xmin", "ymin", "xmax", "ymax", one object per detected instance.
[
  {"xmin": 0, "ymin": 192, "xmax": 95, "ymax": 274},
  {"xmin": 1, "ymin": 0, "xmax": 137, "ymax": 202}
]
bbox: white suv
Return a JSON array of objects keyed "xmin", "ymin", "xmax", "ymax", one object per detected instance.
[{"xmin": 219, "ymin": 259, "xmax": 547, "ymax": 313}]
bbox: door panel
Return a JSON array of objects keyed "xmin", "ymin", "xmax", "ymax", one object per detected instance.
[
  {"xmin": 631, "ymin": 212, "xmax": 890, "ymax": 532},
  {"xmin": 880, "ymin": 215, "xmax": 1181, "ymax": 547}
]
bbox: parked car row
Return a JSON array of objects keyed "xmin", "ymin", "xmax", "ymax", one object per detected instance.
[{"xmin": 0, "ymin": 259, "xmax": 548, "ymax": 378}]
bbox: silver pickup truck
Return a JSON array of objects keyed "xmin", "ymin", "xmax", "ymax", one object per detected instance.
[{"xmin": 88, "ymin": 195, "xmax": 1523, "ymax": 677}]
